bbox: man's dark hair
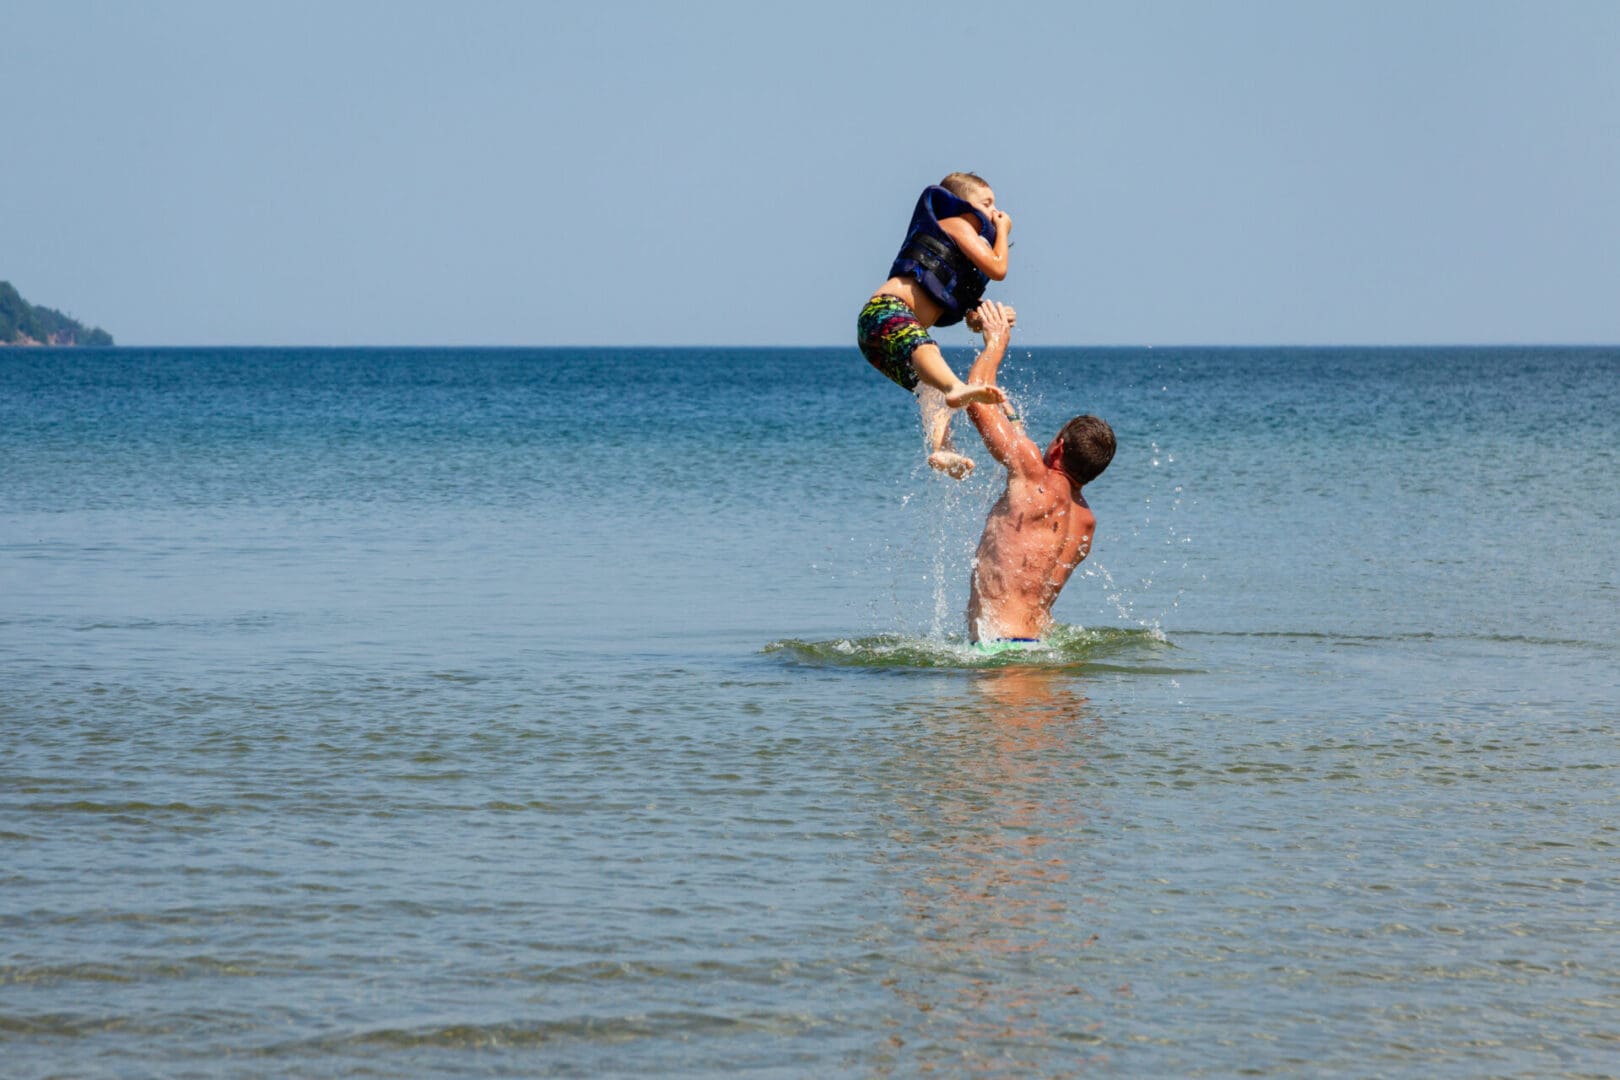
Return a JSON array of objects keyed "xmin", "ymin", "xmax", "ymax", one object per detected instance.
[{"xmin": 1056, "ymin": 415, "xmax": 1115, "ymax": 485}]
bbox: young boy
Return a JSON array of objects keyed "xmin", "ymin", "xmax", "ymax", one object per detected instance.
[{"xmin": 857, "ymin": 172, "xmax": 1015, "ymax": 479}]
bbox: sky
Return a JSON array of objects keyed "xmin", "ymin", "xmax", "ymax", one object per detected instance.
[{"xmin": 4, "ymin": 0, "xmax": 1619, "ymax": 346}]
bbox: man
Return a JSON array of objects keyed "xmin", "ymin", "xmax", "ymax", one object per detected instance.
[{"xmin": 961, "ymin": 302, "xmax": 1116, "ymax": 652}]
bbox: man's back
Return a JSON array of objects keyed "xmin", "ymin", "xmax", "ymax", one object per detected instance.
[{"xmin": 968, "ymin": 467, "xmax": 1095, "ymax": 641}]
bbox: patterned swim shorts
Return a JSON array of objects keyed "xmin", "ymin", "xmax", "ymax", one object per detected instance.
[{"xmin": 856, "ymin": 294, "xmax": 935, "ymax": 391}]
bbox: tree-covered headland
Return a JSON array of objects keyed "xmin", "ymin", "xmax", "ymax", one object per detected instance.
[{"xmin": 0, "ymin": 281, "xmax": 114, "ymax": 346}]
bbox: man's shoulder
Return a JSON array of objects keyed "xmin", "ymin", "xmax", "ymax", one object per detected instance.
[
  {"xmin": 1013, "ymin": 468, "xmax": 1093, "ymax": 512},
  {"xmin": 1009, "ymin": 465, "xmax": 1069, "ymax": 502}
]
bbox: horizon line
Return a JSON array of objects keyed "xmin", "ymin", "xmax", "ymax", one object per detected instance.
[{"xmin": 15, "ymin": 340, "xmax": 1620, "ymax": 351}]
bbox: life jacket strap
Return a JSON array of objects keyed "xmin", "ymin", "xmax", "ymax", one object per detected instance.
[{"xmin": 901, "ymin": 234, "xmax": 988, "ymax": 313}]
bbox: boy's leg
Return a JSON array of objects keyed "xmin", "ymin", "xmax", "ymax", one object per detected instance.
[
  {"xmin": 917, "ymin": 385, "xmax": 974, "ymax": 479},
  {"xmin": 858, "ymin": 296, "xmax": 1002, "ymax": 408},
  {"xmin": 911, "ymin": 342, "xmax": 1006, "ymax": 409}
]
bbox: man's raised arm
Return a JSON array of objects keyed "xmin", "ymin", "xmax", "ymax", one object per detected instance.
[{"xmin": 965, "ymin": 302, "xmax": 1044, "ymax": 475}]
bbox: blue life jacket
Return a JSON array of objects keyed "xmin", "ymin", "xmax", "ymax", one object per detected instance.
[{"xmin": 888, "ymin": 186, "xmax": 998, "ymax": 326}]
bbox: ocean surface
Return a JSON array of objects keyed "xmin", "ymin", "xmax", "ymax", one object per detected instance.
[{"xmin": 3, "ymin": 345, "xmax": 1617, "ymax": 1078}]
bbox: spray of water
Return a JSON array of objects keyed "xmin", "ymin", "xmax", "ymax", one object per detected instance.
[{"xmin": 858, "ymin": 349, "xmax": 1200, "ymax": 648}]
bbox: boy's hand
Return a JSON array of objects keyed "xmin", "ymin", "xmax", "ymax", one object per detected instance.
[{"xmin": 992, "ymin": 209, "xmax": 1012, "ymax": 235}]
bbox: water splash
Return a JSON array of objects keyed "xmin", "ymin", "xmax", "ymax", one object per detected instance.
[
  {"xmin": 1100, "ymin": 428, "xmax": 1200, "ymax": 631},
  {"xmin": 764, "ymin": 624, "xmax": 1178, "ymax": 671},
  {"xmin": 865, "ymin": 401, "xmax": 1002, "ymax": 640}
]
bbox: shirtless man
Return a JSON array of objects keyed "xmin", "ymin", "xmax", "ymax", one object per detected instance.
[{"xmin": 961, "ymin": 302, "xmax": 1116, "ymax": 651}]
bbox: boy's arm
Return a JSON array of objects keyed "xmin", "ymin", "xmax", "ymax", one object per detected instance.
[
  {"xmin": 938, "ymin": 210, "xmax": 1011, "ymax": 280},
  {"xmin": 964, "ymin": 303, "xmax": 1044, "ymax": 476}
]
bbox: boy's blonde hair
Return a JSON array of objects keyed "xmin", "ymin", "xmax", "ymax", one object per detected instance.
[{"xmin": 939, "ymin": 171, "xmax": 990, "ymax": 198}]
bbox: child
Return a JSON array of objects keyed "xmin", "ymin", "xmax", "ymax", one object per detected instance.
[{"xmin": 857, "ymin": 171, "xmax": 1015, "ymax": 479}]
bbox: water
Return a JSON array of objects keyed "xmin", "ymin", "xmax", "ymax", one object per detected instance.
[{"xmin": 3, "ymin": 346, "xmax": 1617, "ymax": 1077}]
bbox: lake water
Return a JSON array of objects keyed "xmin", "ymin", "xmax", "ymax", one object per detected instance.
[{"xmin": 3, "ymin": 345, "xmax": 1617, "ymax": 1077}]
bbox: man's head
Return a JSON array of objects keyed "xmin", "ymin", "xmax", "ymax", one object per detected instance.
[
  {"xmin": 1044, "ymin": 415, "xmax": 1116, "ymax": 486},
  {"xmin": 940, "ymin": 171, "xmax": 995, "ymax": 216}
]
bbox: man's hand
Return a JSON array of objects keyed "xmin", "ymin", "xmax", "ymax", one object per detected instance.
[
  {"xmin": 964, "ymin": 303, "xmax": 1017, "ymax": 334},
  {"xmin": 974, "ymin": 300, "xmax": 1014, "ymax": 345},
  {"xmin": 963, "ymin": 300, "xmax": 1036, "ymax": 472}
]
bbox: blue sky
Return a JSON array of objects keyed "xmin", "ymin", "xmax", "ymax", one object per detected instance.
[{"xmin": 5, "ymin": 0, "xmax": 1618, "ymax": 346}]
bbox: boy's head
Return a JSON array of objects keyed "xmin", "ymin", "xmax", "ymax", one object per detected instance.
[
  {"xmin": 1044, "ymin": 415, "xmax": 1116, "ymax": 486},
  {"xmin": 940, "ymin": 171, "xmax": 991, "ymax": 199},
  {"xmin": 940, "ymin": 172, "xmax": 995, "ymax": 215}
]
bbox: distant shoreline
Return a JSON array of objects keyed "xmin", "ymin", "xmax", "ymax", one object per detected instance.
[
  {"xmin": 0, "ymin": 281, "xmax": 114, "ymax": 347},
  {"xmin": 0, "ymin": 335, "xmax": 117, "ymax": 348}
]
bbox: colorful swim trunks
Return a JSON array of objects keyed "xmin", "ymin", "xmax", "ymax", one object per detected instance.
[{"xmin": 857, "ymin": 294, "xmax": 934, "ymax": 391}]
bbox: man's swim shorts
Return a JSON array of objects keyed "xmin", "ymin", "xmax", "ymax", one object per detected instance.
[
  {"xmin": 971, "ymin": 637, "xmax": 1045, "ymax": 656},
  {"xmin": 857, "ymin": 294, "xmax": 934, "ymax": 391}
]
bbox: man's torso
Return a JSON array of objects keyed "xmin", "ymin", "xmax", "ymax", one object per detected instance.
[{"xmin": 968, "ymin": 472, "xmax": 1094, "ymax": 641}]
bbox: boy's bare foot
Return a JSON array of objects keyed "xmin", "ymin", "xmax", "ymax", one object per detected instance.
[
  {"xmin": 928, "ymin": 451, "xmax": 976, "ymax": 479},
  {"xmin": 944, "ymin": 383, "xmax": 1007, "ymax": 409}
]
